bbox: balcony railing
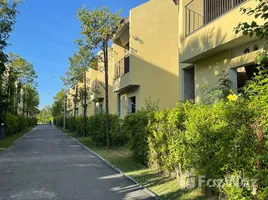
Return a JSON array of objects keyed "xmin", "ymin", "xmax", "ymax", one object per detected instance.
[
  {"xmin": 185, "ymin": 0, "xmax": 247, "ymax": 36},
  {"xmin": 115, "ymin": 56, "xmax": 130, "ymax": 80}
]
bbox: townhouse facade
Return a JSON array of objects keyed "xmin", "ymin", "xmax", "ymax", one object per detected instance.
[
  {"xmin": 113, "ymin": 0, "xmax": 179, "ymax": 118},
  {"xmin": 66, "ymin": 0, "xmax": 265, "ymax": 119},
  {"xmin": 177, "ymin": 0, "xmax": 265, "ymax": 103},
  {"xmin": 66, "ymin": 50, "xmax": 117, "ymax": 117}
]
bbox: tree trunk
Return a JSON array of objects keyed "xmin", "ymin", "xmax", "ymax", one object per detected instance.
[
  {"xmin": 83, "ymin": 71, "xmax": 87, "ymax": 136},
  {"xmin": 104, "ymin": 41, "xmax": 110, "ymax": 148},
  {"xmin": 22, "ymin": 92, "xmax": 25, "ymax": 116},
  {"xmin": 15, "ymin": 83, "xmax": 21, "ymax": 115},
  {"xmin": 74, "ymin": 87, "xmax": 78, "ymax": 120},
  {"xmin": 7, "ymin": 70, "xmax": 15, "ymax": 114}
]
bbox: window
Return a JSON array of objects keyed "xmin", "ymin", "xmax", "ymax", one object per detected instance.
[
  {"xmin": 129, "ymin": 96, "xmax": 136, "ymax": 113},
  {"xmin": 185, "ymin": 0, "xmax": 246, "ymax": 36},
  {"xmin": 117, "ymin": 94, "xmax": 121, "ymax": 117},
  {"xmin": 99, "ymin": 103, "xmax": 103, "ymax": 113},
  {"xmin": 94, "ymin": 102, "xmax": 97, "ymax": 114},
  {"xmin": 237, "ymin": 64, "xmax": 258, "ymax": 92},
  {"xmin": 183, "ymin": 67, "xmax": 195, "ymax": 101},
  {"xmin": 230, "ymin": 64, "xmax": 258, "ymax": 93}
]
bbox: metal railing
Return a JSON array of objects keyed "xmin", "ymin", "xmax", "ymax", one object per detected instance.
[
  {"xmin": 185, "ymin": 0, "xmax": 247, "ymax": 36},
  {"xmin": 115, "ymin": 56, "xmax": 130, "ymax": 80}
]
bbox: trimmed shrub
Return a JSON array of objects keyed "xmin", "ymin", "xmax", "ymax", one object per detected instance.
[
  {"xmin": 4, "ymin": 113, "xmax": 37, "ymax": 135},
  {"xmin": 87, "ymin": 113, "xmax": 125, "ymax": 147},
  {"xmin": 122, "ymin": 109, "xmax": 154, "ymax": 165},
  {"xmin": 148, "ymin": 103, "xmax": 190, "ymax": 174},
  {"xmin": 66, "ymin": 117, "xmax": 76, "ymax": 132},
  {"xmin": 5, "ymin": 113, "xmax": 19, "ymax": 135},
  {"xmin": 184, "ymin": 101, "xmax": 256, "ymax": 180}
]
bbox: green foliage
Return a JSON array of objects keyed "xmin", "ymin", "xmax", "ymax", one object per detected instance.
[
  {"xmin": 4, "ymin": 112, "xmax": 37, "ymax": 136},
  {"xmin": 74, "ymin": 116, "xmax": 85, "ymax": 136},
  {"xmin": 0, "ymin": 0, "xmax": 20, "ymax": 51},
  {"xmin": 76, "ymin": 6, "xmax": 122, "ymax": 147},
  {"xmin": 61, "ymin": 113, "xmax": 125, "ymax": 147},
  {"xmin": 66, "ymin": 117, "xmax": 76, "ymax": 132},
  {"xmin": 5, "ymin": 112, "xmax": 18, "ymax": 135},
  {"xmin": 222, "ymin": 180, "xmax": 254, "ymax": 200},
  {"xmin": 123, "ymin": 110, "xmax": 151, "ymax": 165},
  {"xmin": 0, "ymin": 0, "xmax": 21, "ymax": 121},
  {"xmin": 148, "ymin": 103, "xmax": 189, "ymax": 173},
  {"xmin": 51, "ymin": 89, "xmax": 64, "ymax": 118},
  {"xmin": 201, "ymin": 71, "xmax": 232, "ymax": 104},
  {"xmin": 184, "ymin": 101, "xmax": 256, "ymax": 178},
  {"xmin": 36, "ymin": 106, "xmax": 53, "ymax": 124},
  {"xmin": 76, "ymin": 6, "xmax": 122, "ymax": 48},
  {"xmin": 234, "ymin": 0, "xmax": 268, "ymax": 40},
  {"xmin": 87, "ymin": 113, "xmax": 125, "ymax": 146},
  {"xmin": 8, "ymin": 53, "xmax": 37, "ymax": 86}
]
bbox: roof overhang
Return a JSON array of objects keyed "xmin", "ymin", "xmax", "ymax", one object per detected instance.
[{"xmin": 113, "ymin": 18, "xmax": 130, "ymax": 41}]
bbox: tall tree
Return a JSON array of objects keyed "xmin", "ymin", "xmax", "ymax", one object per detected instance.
[
  {"xmin": 51, "ymin": 89, "xmax": 64, "ymax": 119},
  {"xmin": 0, "ymin": 0, "xmax": 20, "ymax": 121},
  {"xmin": 76, "ymin": 6, "xmax": 121, "ymax": 147},
  {"xmin": 66, "ymin": 41, "xmax": 94, "ymax": 136},
  {"xmin": 23, "ymin": 84, "xmax": 39, "ymax": 117},
  {"xmin": 37, "ymin": 106, "xmax": 53, "ymax": 124},
  {"xmin": 7, "ymin": 53, "xmax": 37, "ymax": 114}
]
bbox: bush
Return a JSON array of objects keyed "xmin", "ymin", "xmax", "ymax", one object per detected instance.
[
  {"xmin": 185, "ymin": 101, "xmax": 255, "ymax": 178},
  {"xmin": 54, "ymin": 117, "xmax": 63, "ymax": 127},
  {"xmin": 4, "ymin": 113, "xmax": 37, "ymax": 136},
  {"xmin": 148, "ymin": 103, "xmax": 189, "ymax": 175},
  {"xmin": 66, "ymin": 117, "xmax": 76, "ymax": 132},
  {"xmin": 75, "ymin": 116, "xmax": 85, "ymax": 136},
  {"xmin": 87, "ymin": 113, "xmax": 125, "ymax": 147},
  {"xmin": 123, "ymin": 109, "xmax": 154, "ymax": 165},
  {"xmin": 5, "ymin": 113, "xmax": 19, "ymax": 135}
]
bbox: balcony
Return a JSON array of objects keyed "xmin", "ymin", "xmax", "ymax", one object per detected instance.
[
  {"xmin": 90, "ymin": 79, "xmax": 104, "ymax": 102},
  {"xmin": 185, "ymin": 0, "xmax": 247, "ymax": 36},
  {"xmin": 113, "ymin": 55, "xmax": 139, "ymax": 93},
  {"xmin": 115, "ymin": 56, "xmax": 130, "ymax": 80},
  {"xmin": 180, "ymin": 0, "xmax": 261, "ymax": 63}
]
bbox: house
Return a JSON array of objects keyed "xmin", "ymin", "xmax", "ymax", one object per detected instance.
[
  {"xmin": 112, "ymin": 0, "xmax": 179, "ymax": 118},
  {"xmin": 177, "ymin": 0, "xmax": 265, "ymax": 103},
  {"xmin": 66, "ymin": 0, "xmax": 264, "ymax": 119}
]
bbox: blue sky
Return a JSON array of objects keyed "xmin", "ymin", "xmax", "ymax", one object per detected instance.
[{"xmin": 6, "ymin": 0, "xmax": 148, "ymax": 109}]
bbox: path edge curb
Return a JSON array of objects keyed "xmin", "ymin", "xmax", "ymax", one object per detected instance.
[{"xmin": 63, "ymin": 130, "xmax": 162, "ymax": 200}]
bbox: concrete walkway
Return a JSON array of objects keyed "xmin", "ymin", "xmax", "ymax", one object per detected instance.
[{"xmin": 0, "ymin": 125, "xmax": 154, "ymax": 200}]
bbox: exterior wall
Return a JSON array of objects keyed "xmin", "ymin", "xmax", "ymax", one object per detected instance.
[
  {"xmin": 119, "ymin": 88, "xmax": 140, "ymax": 118},
  {"xmin": 65, "ymin": 50, "xmax": 117, "ymax": 118},
  {"xmin": 86, "ymin": 69, "xmax": 98, "ymax": 116},
  {"xmin": 194, "ymin": 40, "xmax": 265, "ymax": 103},
  {"xmin": 178, "ymin": 0, "xmax": 266, "ymax": 103},
  {"xmin": 93, "ymin": 49, "xmax": 117, "ymax": 115},
  {"xmin": 179, "ymin": 0, "xmax": 264, "ymax": 63},
  {"xmin": 114, "ymin": 0, "xmax": 180, "ymax": 118}
]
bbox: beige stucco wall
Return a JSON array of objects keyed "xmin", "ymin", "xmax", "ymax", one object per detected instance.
[
  {"xmin": 114, "ymin": 0, "xmax": 179, "ymax": 118},
  {"xmin": 119, "ymin": 88, "xmax": 140, "ymax": 117},
  {"xmin": 177, "ymin": 0, "xmax": 266, "ymax": 103},
  {"xmin": 179, "ymin": 0, "xmax": 264, "ymax": 63},
  {"xmin": 194, "ymin": 40, "xmax": 264, "ymax": 103}
]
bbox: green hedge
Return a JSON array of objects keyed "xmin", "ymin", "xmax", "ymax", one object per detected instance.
[
  {"xmin": 122, "ymin": 109, "xmax": 154, "ymax": 165},
  {"xmin": 53, "ymin": 67, "xmax": 268, "ymax": 198},
  {"xmin": 58, "ymin": 113, "xmax": 126, "ymax": 147},
  {"xmin": 4, "ymin": 113, "xmax": 37, "ymax": 136},
  {"xmin": 87, "ymin": 113, "xmax": 125, "ymax": 146}
]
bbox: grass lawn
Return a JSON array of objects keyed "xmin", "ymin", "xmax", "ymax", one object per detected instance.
[
  {"xmin": 0, "ymin": 126, "xmax": 35, "ymax": 151},
  {"xmin": 65, "ymin": 131, "xmax": 214, "ymax": 200}
]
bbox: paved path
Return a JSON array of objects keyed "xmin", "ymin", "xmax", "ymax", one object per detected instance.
[{"xmin": 0, "ymin": 125, "xmax": 154, "ymax": 200}]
